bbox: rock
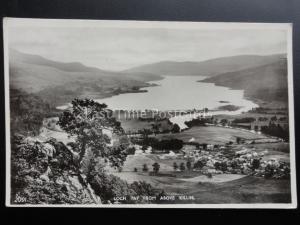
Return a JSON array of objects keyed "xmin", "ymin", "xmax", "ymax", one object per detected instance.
[
  {"xmin": 39, "ymin": 166, "xmax": 51, "ymax": 182},
  {"xmin": 41, "ymin": 143, "xmax": 56, "ymax": 158}
]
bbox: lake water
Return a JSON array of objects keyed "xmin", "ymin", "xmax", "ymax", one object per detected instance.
[
  {"xmin": 57, "ymin": 75, "xmax": 258, "ymax": 129},
  {"xmin": 96, "ymin": 76, "xmax": 258, "ymax": 112}
]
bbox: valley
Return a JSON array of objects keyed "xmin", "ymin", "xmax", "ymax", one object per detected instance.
[{"xmin": 9, "ymin": 50, "xmax": 291, "ymax": 204}]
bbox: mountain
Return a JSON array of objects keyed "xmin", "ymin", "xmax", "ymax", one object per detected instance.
[
  {"xmin": 10, "ymin": 50, "xmax": 287, "ymax": 107},
  {"xmin": 201, "ymin": 57, "xmax": 288, "ymax": 106},
  {"xmin": 9, "ymin": 50, "xmax": 161, "ymax": 106},
  {"xmin": 124, "ymin": 54, "xmax": 286, "ymax": 76},
  {"xmin": 10, "ymin": 49, "xmax": 103, "ymax": 73}
]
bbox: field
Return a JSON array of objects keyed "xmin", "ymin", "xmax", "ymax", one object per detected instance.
[
  {"xmin": 188, "ymin": 176, "xmax": 291, "ymax": 203},
  {"xmin": 42, "ymin": 116, "xmax": 291, "ymax": 204},
  {"xmin": 153, "ymin": 126, "xmax": 270, "ymax": 144},
  {"xmin": 120, "ymin": 119, "xmax": 153, "ymax": 132},
  {"xmin": 111, "ymin": 170, "xmax": 291, "ymax": 203}
]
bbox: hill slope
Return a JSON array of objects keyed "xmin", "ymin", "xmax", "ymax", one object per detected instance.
[
  {"xmin": 201, "ymin": 57, "xmax": 288, "ymax": 105},
  {"xmin": 9, "ymin": 50, "xmax": 161, "ymax": 106},
  {"xmin": 125, "ymin": 54, "xmax": 285, "ymax": 76}
]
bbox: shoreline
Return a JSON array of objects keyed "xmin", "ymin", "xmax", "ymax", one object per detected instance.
[
  {"xmin": 199, "ymin": 80, "xmax": 288, "ymax": 109},
  {"xmin": 56, "ymin": 76, "xmax": 275, "ymax": 120}
]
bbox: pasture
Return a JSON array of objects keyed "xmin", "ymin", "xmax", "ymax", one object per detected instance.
[
  {"xmin": 154, "ymin": 126, "xmax": 269, "ymax": 144},
  {"xmin": 111, "ymin": 171, "xmax": 291, "ymax": 203}
]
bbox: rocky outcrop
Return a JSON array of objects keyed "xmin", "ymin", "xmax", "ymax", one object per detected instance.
[{"xmin": 11, "ymin": 135, "xmax": 101, "ymax": 204}]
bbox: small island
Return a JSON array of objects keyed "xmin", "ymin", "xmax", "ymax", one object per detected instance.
[
  {"xmin": 216, "ymin": 104, "xmax": 242, "ymax": 111},
  {"xmin": 219, "ymin": 100, "xmax": 230, "ymax": 103}
]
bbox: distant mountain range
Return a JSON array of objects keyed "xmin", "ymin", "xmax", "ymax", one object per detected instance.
[
  {"xmin": 9, "ymin": 49, "xmax": 288, "ymax": 107},
  {"xmin": 124, "ymin": 54, "xmax": 286, "ymax": 76},
  {"xmin": 9, "ymin": 49, "xmax": 161, "ymax": 106},
  {"xmin": 201, "ymin": 56, "xmax": 288, "ymax": 106},
  {"xmin": 126, "ymin": 53, "xmax": 288, "ymax": 106}
]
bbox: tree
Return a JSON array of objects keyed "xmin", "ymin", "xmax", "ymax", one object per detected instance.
[
  {"xmin": 126, "ymin": 146, "xmax": 136, "ymax": 155},
  {"xmin": 134, "ymin": 168, "xmax": 138, "ymax": 172},
  {"xmin": 151, "ymin": 123, "xmax": 161, "ymax": 135},
  {"xmin": 10, "ymin": 89, "xmax": 53, "ymax": 136},
  {"xmin": 173, "ymin": 162, "xmax": 178, "ymax": 171},
  {"xmin": 152, "ymin": 162, "xmax": 160, "ymax": 174},
  {"xmin": 236, "ymin": 137, "xmax": 241, "ymax": 144},
  {"xmin": 220, "ymin": 119, "xmax": 228, "ymax": 126},
  {"xmin": 130, "ymin": 181, "xmax": 156, "ymax": 197},
  {"xmin": 171, "ymin": 123, "xmax": 180, "ymax": 133},
  {"xmin": 180, "ymin": 162, "xmax": 186, "ymax": 171},
  {"xmin": 214, "ymin": 161, "xmax": 227, "ymax": 172},
  {"xmin": 141, "ymin": 128, "xmax": 152, "ymax": 138},
  {"xmin": 142, "ymin": 145, "xmax": 148, "ymax": 152},
  {"xmin": 251, "ymin": 158, "xmax": 260, "ymax": 170},
  {"xmin": 271, "ymin": 116, "xmax": 278, "ymax": 121},
  {"xmin": 58, "ymin": 99, "xmax": 126, "ymax": 167},
  {"xmin": 232, "ymin": 117, "xmax": 255, "ymax": 123},
  {"xmin": 193, "ymin": 160, "xmax": 206, "ymax": 169},
  {"xmin": 142, "ymin": 164, "xmax": 149, "ymax": 172},
  {"xmin": 206, "ymin": 173, "xmax": 213, "ymax": 178},
  {"xmin": 186, "ymin": 161, "xmax": 192, "ymax": 171}
]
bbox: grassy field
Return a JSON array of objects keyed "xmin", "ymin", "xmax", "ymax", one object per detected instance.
[
  {"xmin": 120, "ymin": 119, "xmax": 153, "ymax": 132},
  {"xmin": 109, "ymin": 154, "xmax": 189, "ymax": 173},
  {"xmin": 187, "ymin": 176, "xmax": 291, "ymax": 204},
  {"xmin": 154, "ymin": 126, "xmax": 269, "ymax": 144},
  {"xmin": 108, "ymin": 134, "xmax": 291, "ymax": 204},
  {"xmin": 178, "ymin": 174, "xmax": 246, "ymax": 183},
  {"xmin": 42, "ymin": 116, "xmax": 291, "ymax": 204},
  {"xmin": 111, "ymin": 171, "xmax": 291, "ymax": 203}
]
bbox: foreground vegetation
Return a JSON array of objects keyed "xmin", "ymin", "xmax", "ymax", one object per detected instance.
[
  {"xmin": 10, "ymin": 93, "xmax": 291, "ymax": 204},
  {"xmin": 11, "ymin": 98, "xmax": 163, "ymax": 204}
]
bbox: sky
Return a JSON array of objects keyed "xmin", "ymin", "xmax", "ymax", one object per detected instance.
[{"xmin": 5, "ymin": 19, "xmax": 289, "ymax": 71}]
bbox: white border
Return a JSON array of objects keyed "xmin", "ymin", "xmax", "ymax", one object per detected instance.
[{"xmin": 3, "ymin": 18, "xmax": 297, "ymax": 208}]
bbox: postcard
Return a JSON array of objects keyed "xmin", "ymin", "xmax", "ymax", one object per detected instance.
[{"xmin": 3, "ymin": 18, "xmax": 296, "ymax": 208}]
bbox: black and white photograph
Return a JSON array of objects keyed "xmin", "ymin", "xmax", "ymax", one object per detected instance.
[{"xmin": 3, "ymin": 18, "xmax": 297, "ymax": 208}]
